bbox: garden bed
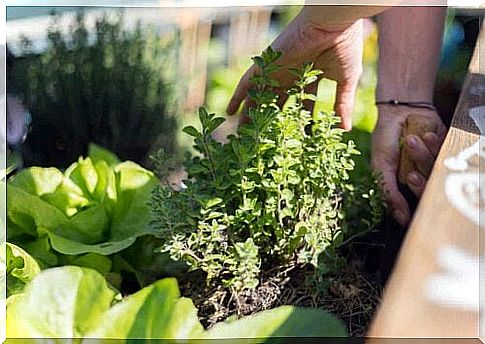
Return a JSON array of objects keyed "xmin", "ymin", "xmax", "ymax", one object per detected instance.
[
  {"xmin": 147, "ymin": 47, "xmax": 389, "ymax": 336},
  {"xmin": 182, "ymin": 262, "xmax": 383, "ymax": 336},
  {"xmin": 6, "ymin": 47, "xmax": 393, "ymax": 340}
]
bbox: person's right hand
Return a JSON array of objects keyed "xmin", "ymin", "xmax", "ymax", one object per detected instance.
[
  {"xmin": 226, "ymin": 8, "xmax": 364, "ymax": 131},
  {"xmin": 371, "ymin": 105, "xmax": 446, "ymax": 226}
]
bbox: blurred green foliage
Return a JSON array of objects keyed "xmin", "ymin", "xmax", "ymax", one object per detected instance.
[{"xmin": 12, "ymin": 12, "xmax": 178, "ymax": 169}]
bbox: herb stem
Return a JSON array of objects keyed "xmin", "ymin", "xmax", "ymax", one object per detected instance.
[{"xmin": 203, "ymin": 134, "xmax": 217, "ymax": 181}]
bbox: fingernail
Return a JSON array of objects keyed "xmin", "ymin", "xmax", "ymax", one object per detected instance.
[
  {"xmin": 393, "ymin": 210, "xmax": 407, "ymax": 226},
  {"xmin": 408, "ymin": 171, "xmax": 421, "ymax": 186},
  {"xmin": 406, "ymin": 135, "xmax": 418, "ymax": 149}
]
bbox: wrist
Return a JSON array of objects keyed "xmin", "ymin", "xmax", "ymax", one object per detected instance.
[
  {"xmin": 376, "ymin": 81, "xmax": 435, "ymax": 104},
  {"xmin": 376, "ymin": 100, "xmax": 437, "ymax": 112},
  {"xmin": 376, "ymin": 62, "xmax": 436, "ymax": 103},
  {"xmin": 376, "ymin": 103, "xmax": 439, "ymax": 123},
  {"xmin": 300, "ymin": 5, "xmax": 389, "ymax": 31},
  {"xmin": 299, "ymin": 6, "xmax": 355, "ymax": 32}
]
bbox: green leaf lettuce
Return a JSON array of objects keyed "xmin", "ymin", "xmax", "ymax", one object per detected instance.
[
  {"xmin": 6, "ymin": 144, "xmax": 158, "ymax": 258},
  {"xmin": 7, "ymin": 266, "xmax": 346, "ymax": 341}
]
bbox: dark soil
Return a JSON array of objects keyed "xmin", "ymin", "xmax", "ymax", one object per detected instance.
[
  {"xmin": 179, "ymin": 256, "xmax": 384, "ymax": 337},
  {"xmin": 176, "ymin": 208, "xmax": 411, "ymax": 337},
  {"xmin": 164, "ymin": 160, "xmax": 412, "ymax": 337}
]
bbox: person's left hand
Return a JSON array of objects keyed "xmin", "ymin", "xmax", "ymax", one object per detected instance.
[{"xmin": 371, "ymin": 105, "xmax": 446, "ymax": 226}]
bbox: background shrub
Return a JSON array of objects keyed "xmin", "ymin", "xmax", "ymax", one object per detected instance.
[{"xmin": 11, "ymin": 12, "xmax": 178, "ymax": 168}]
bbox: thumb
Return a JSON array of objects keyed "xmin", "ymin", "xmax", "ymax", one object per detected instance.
[
  {"xmin": 372, "ymin": 156, "xmax": 411, "ymax": 227},
  {"xmin": 334, "ymin": 79, "xmax": 358, "ymax": 131}
]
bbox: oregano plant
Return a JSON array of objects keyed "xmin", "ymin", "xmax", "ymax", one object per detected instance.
[{"xmin": 150, "ymin": 47, "xmax": 383, "ymax": 292}]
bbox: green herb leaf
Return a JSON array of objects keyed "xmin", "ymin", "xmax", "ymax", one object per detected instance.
[{"xmin": 183, "ymin": 125, "xmax": 201, "ymax": 138}]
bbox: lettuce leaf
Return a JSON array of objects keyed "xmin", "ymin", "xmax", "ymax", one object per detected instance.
[
  {"xmin": 7, "ymin": 266, "xmax": 347, "ymax": 341},
  {"xmin": 5, "ymin": 243, "xmax": 40, "ymax": 296},
  {"xmin": 6, "ymin": 144, "xmax": 158, "ymax": 258},
  {"xmin": 88, "ymin": 143, "xmax": 121, "ymax": 168},
  {"xmin": 204, "ymin": 306, "xmax": 347, "ymax": 339},
  {"xmin": 7, "ymin": 266, "xmax": 118, "ymax": 338}
]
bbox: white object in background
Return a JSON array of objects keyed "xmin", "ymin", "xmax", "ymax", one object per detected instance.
[
  {"xmin": 445, "ymin": 173, "xmax": 485, "ymax": 229},
  {"xmin": 425, "ymin": 246, "xmax": 479, "ymax": 312},
  {"xmin": 443, "ymin": 139, "xmax": 484, "ymax": 228},
  {"xmin": 443, "ymin": 140, "xmax": 484, "ymax": 172}
]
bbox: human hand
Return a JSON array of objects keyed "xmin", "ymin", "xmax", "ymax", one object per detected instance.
[
  {"xmin": 226, "ymin": 8, "xmax": 364, "ymax": 130},
  {"xmin": 371, "ymin": 106, "xmax": 446, "ymax": 226}
]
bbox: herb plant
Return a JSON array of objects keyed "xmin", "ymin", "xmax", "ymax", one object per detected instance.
[{"xmin": 151, "ymin": 47, "xmax": 383, "ymax": 292}]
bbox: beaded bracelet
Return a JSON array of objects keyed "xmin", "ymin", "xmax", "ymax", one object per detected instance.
[{"xmin": 375, "ymin": 100, "xmax": 437, "ymax": 112}]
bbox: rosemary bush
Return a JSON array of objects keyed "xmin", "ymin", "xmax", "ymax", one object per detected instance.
[
  {"xmin": 151, "ymin": 47, "xmax": 383, "ymax": 291},
  {"xmin": 12, "ymin": 12, "xmax": 177, "ymax": 168}
]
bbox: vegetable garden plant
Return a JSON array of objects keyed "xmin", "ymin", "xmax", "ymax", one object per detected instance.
[
  {"xmin": 151, "ymin": 48, "xmax": 383, "ymax": 328},
  {"xmin": 5, "ymin": 47, "xmax": 384, "ymax": 341}
]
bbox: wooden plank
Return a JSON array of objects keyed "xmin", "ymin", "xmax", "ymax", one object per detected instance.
[
  {"xmin": 367, "ymin": 21, "xmax": 483, "ymax": 339},
  {"xmin": 228, "ymin": 7, "xmax": 272, "ymax": 67},
  {"xmin": 177, "ymin": 8, "xmax": 212, "ymax": 113}
]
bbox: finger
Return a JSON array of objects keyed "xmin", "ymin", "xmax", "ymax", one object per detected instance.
[
  {"xmin": 334, "ymin": 79, "xmax": 358, "ymax": 131},
  {"xmin": 239, "ymin": 113, "xmax": 251, "ymax": 126},
  {"xmin": 240, "ymin": 96, "xmax": 255, "ymax": 116},
  {"xmin": 422, "ymin": 132, "xmax": 441, "ymax": 157},
  {"xmin": 407, "ymin": 171, "xmax": 426, "ymax": 198},
  {"xmin": 240, "ymin": 86, "xmax": 287, "ymax": 126},
  {"xmin": 239, "ymin": 102, "xmax": 251, "ymax": 125},
  {"xmin": 372, "ymin": 158, "xmax": 411, "ymax": 226},
  {"xmin": 405, "ymin": 134, "xmax": 435, "ymax": 178},
  {"xmin": 227, "ymin": 65, "xmax": 256, "ymax": 116},
  {"xmin": 383, "ymin": 172, "xmax": 411, "ymax": 226}
]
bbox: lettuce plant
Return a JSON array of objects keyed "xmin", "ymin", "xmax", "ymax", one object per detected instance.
[
  {"xmin": 150, "ymin": 47, "xmax": 383, "ymax": 291},
  {"xmin": 7, "ymin": 265, "xmax": 347, "ymax": 340},
  {"xmin": 5, "ymin": 144, "xmax": 158, "ymax": 273},
  {"xmin": 5, "ymin": 243, "xmax": 40, "ymax": 296}
]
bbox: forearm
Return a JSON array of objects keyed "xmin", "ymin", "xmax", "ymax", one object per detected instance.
[
  {"xmin": 377, "ymin": 7, "xmax": 446, "ymax": 103},
  {"xmin": 300, "ymin": 5, "xmax": 390, "ymax": 30}
]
